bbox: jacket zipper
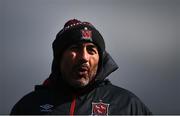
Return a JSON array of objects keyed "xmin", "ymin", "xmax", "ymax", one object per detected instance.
[{"xmin": 70, "ymin": 95, "xmax": 76, "ymax": 116}]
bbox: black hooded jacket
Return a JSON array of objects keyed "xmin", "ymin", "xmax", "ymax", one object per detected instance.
[{"xmin": 10, "ymin": 51, "xmax": 152, "ymax": 115}]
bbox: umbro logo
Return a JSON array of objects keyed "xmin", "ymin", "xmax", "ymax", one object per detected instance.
[{"xmin": 40, "ymin": 104, "xmax": 54, "ymax": 112}]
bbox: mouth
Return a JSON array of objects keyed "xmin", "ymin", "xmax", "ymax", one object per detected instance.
[{"xmin": 75, "ymin": 64, "xmax": 89, "ymax": 76}]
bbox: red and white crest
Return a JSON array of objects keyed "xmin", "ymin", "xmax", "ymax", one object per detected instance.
[
  {"xmin": 81, "ymin": 27, "xmax": 92, "ymax": 40},
  {"xmin": 92, "ymin": 100, "xmax": 109, "ymax": 115}
]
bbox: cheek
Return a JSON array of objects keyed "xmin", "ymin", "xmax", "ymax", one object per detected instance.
[
  {"xmin": 63, "ymin": 52, "xmax": 76, "ymax": 65},
  {"xmin": 90, "ymin": 55, "xmax": 99, "ymax": 69},
  {"xmin": 60, "ymin": 51, "xmax": 78, "ymax": 77}
]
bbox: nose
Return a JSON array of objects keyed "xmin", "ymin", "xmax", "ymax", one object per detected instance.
[{"xmin": 80, "ymin": 48, "xmax": 89, "ymax": 62}]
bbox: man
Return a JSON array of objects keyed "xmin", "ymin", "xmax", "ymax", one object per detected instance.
[{"xmin": 11, "ymin": 19, "xmax": 152, "ymax": 115}]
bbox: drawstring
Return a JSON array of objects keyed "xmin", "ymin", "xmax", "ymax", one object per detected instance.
[{"xmin": 70, "ymin": 95, "xmax": 76, "ymax": 116}]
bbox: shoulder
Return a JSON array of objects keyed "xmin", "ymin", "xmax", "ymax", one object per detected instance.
[
  {"xmin": 10, "ymin": 86, "xmax": 51, "ymax": 115},
  {"xmin": 15, "ymin": 86, "xmax": 51, "ymax": 104},
  {"xmin": 106, "ymin": 84, "xmax": 141, "ymax": 105},
  {"xmin": 10, "ymin": 91, "xmax": 35, "ymax": 114},
  {"xmin": 95, "ymin": 80, "xmax": 152, "ymax": 114},
  {"xmin": 97, "ymin": 80, "xmax": 137, "ymax": 99}
]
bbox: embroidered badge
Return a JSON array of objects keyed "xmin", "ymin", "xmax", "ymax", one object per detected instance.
[
  {"xmin": 40, "ymin": 104, "xmax": 54, "ymax": 112},
  {"xmin": 92, "ymin": 100, "xmax": 109, "ymax": 115},
  {"xmin": 81, "ymin": 27, "xmax": 92, "ymax": 41}
]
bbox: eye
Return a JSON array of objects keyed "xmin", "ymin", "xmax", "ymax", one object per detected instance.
[
  {"xmin": 69, "ymin": 45, "xmax": 80, "ymax": 51},
  {"xmin": 87, "ymin": 46, "xmax": 98, "ymax": 55}
]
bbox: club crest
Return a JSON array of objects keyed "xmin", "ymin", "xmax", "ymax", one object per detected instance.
[
  {"xmin": 81, "ymin": 27, "xmax": 92, "ymax": 41},
  {"xmin": 92, "ymin": 100, "xmax": 109, "ymax": 115}
]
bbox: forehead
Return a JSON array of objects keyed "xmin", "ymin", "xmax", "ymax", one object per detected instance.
[{"xmin": 68, "ymin": 42, "xmax": 98, "ymax": 48}]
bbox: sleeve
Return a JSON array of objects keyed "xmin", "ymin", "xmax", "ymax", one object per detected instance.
[
  {"xmin": 10, "ymin": 100, "xmax": 23, "ymax": 115},
  {"xmin": 10, "ymin": 92, "xmax": 35, "ymax": 115}
]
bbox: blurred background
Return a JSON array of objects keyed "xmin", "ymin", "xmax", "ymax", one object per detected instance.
[{"xmin": 0, "ymin": 0, "xmax": 179, "ymax": 114}]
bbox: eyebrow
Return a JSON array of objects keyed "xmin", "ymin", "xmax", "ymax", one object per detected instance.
[
  {"xmin": 74, "ymin": 43, "xmax": 97, "ymax": 48},
  {"xmin": 87, "ymin": 45, "xmax": 98, "ymax": 50}
]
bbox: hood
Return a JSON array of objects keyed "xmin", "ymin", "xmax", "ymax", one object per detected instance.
[{"xmin": 42, "ymin": 19, "xmax": 118, "ymax": 89}]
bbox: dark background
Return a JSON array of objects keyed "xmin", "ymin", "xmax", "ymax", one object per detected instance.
[{"xmin": 0, "ymin": 0, "xmax": 180, "ymax": 114}]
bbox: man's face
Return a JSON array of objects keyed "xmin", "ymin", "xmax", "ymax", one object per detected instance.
[{"xmin": 60, "ymin": 42, "xmax": 100, "ymax": 88}]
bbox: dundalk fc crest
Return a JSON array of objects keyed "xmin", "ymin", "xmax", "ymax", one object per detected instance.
[
  {"xmin": 92, "ymin": 100, "xmax": 109, "ymax": 115},
  {"xmin": 81, "ymin": 27, "xmax": 92, "ymax": 41}
]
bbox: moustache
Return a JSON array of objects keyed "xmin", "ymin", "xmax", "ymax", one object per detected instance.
[{"xmin": 73, "ymin": 63, "xmax": 90, "ymax": 71}]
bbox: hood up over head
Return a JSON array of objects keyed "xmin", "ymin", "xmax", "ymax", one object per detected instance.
[{"xmin": 43, "ymin": 19, "xmax": 118, "ymax": 89}]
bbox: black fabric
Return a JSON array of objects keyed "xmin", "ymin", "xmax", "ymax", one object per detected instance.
[
  {"xmin": 10, "ymin": 80, "xmax": 152, "ymax": 115},
  {"xmin": 10, "ymin": 51, "xmax": 152, "ymax": 115}
]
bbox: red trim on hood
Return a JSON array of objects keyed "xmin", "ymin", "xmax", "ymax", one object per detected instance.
[{"xmin": 43, "ymin": 78, "xmax": 51, "ymax": 86}]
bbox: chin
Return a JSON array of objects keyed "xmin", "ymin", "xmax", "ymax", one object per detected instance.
[{"xmin": 71, "ymin": 79, "xmax": 89, "ymax": 88}]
